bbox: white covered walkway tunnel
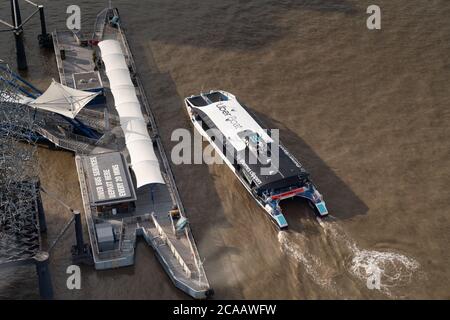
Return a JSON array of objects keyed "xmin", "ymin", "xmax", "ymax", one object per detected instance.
[{"xmin": 98, "ymin": 39, "xmax": 165, "ymax": 188}]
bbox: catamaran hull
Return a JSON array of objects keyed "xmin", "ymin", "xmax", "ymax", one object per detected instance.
[{"xmin": 185, "ymin": 102, "xmax": 327, "ymax": 229}]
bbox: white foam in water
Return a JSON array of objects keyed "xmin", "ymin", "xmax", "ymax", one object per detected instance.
[
  {"xmin": 318, "ymin": 218, "xmax": 420, "ymax": 296},
  {"xmin": 278, "ymin": 217, "xmax": 420, "ymax": 297},
  {"xmin": 278, "ymin": 231, "xmax": 336, "ymax": 291},
  {"xmin": 350, "ymin": 248, "xmax": 420, "ymax": 296}
]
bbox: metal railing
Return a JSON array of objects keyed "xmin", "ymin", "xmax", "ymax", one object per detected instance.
[
  {"xmin": 52, "ymin": 31, "xmax": 67, "ymax": 86},
  {"xmin": 92, "ymin": 8, "xmax": 108, "ymax": 41},
  {"xmin": 36, "ymin": 126, "xmax": 96, "ymax": 154},
  {"xmin": 151, "ymin": 214, "xmax": 192, "ymax": 278},
  {"xmin": 78, "ymin": 108, "xmax": 121, "ymax": 126}
]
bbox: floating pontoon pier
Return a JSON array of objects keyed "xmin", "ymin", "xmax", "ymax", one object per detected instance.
[{"xmin": 49, "ymin": 7, "xmax": 212, "ymax": 299}]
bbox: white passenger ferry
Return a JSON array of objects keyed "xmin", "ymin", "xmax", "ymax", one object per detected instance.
[{"xmin": 185, "ymin": 90, "xmax": 328, "ymax": 229}]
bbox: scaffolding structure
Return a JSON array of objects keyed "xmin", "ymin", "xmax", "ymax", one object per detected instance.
[
  {"xmin": 0, "ymin": 62, "xmax": 42, "ymax": 266},
  {"xmin": 0, "ymin": 62, "xmax": 53, "ymax": 299}
]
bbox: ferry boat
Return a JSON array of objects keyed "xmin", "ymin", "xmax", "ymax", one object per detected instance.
[{"xmin": 184, "ymin": 90, "xmax": 328, "ymax": 229}]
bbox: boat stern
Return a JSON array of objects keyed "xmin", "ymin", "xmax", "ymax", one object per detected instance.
[
  {"xmin": 264, "ymin": 203, "xmax": 288, "ymax": 229},
  {"xmin": 269, "ymin": 184, "xmax": 329, "ymax": 218},
  {"xmin": 312, "ymin": 200, "xmax": 328, "ymax": 217},
  {"xmin": 274, "ymin": 213, "xmax": 288, "ymax": 229},
  {"xmin": 296, "ymin": 185, "xmax": 329, "ymax": 217}
]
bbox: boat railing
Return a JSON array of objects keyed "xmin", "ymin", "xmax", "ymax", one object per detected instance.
[{"xmin": 151, "ymin": 213, "xmax": 192, "ymax": 278}]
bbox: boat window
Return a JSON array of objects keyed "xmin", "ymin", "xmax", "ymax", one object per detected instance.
[
  {"xmin": 205, "ymin": 92, "xmax": 228, "ymax": 103},
  {"xmin": 188, "ymin": 96, "xmax": 209, "ymax": 107},
  {"xmin": 266, "ymin": 146, "xmax": 272, "ymax": 158},
  {"xmin": 201, "ymin": 119, "xmax": 210, "ymax": 131}
]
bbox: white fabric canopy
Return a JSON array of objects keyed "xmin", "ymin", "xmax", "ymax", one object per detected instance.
[
  {"xmin": 131, "ymin": 161, "xmax": 163, "ymax": 188},
  {"xmin": 116, "ymin": 102, "xmax": 145, "ymax": 120},
  {"xmin": 15, "ymin": 93, "xmax": 35, "ymax": 105},
  {"xmin": 101, "ymin": 53, "xmax": 128, "ymax": 71},
  {"xmin": 99, "ymin": 39, "xmax": 165, "ymax": 187},
  {"xmin": 121, "ymin": 118, "xmax": 149, "ymax": 143},
  {"xmin": 111, "ymin": 87, "xmax": 139, "ymax": 105},
  {"xmin": 99, "ymin": 40, "xmax": 124, "ymax": 55},
  {"xmin": 27, "ymin": 80, "xmax": 99, "ymax": 118},
  {"xmin": 127, "ymin": 139, "xmax": 159, "ymax": 164}
]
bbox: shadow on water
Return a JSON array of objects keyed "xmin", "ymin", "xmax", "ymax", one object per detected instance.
[
  {"xmin": 121, "ymin": 0, "xmax": 356, "ymax": 51},
  {"xmin": 0, "ymin": 265, "xmax": 38, "ymax": 299},
  {"xmin": 125, "ymin": 24, "xmax": 367, "ymax": 295},
  {"xmin": 126, "ymin": 38, "xmax": 247, "ymax": 298},
  {"xmin": 129, "ymin": 38, "xmax": 231, "ymax": 235},
  {"xmin": 251, "ymin": 109, "xmax": 369, "ymax": 223}
]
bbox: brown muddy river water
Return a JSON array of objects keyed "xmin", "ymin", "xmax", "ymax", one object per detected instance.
[{"xmin": 0, "ymin": 0, "xmax": 449, "ymax": 299}]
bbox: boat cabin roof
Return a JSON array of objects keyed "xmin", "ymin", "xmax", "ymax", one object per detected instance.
[
  {"xmin": 187, "ymin": 91, "xmax": 310, "ymax": 192},
  {"xmin": 187, "ymin": 91, "xmax": 273, "ymax": 152}
]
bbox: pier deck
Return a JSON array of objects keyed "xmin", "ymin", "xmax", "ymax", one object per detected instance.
[{"xmin": 54, "ymin": 7, "xmax": 211, "ymax": 298}]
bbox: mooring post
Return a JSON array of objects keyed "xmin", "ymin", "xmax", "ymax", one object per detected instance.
[
  {"xmin": 38, "ymin": 5, "xmax": 52, "ymax": 48},
  {"xmin": 36, "ymin": 181, "xmax": 47, "ymax": 233},
  {"xmin": 34, "ymin": 251, "xmax": 53, "ymax": 300},
  {"xmin": 10, "ymin": 0, "xmax": 27, "ymax": 70},
  {"xmin": 10, "ymin": 0, "xmax": 22, "ymax": 26},
  {"xmin": 71, "ymin": 210, "xmax": 93, "ymax": 265},
  {"xmin": 74, "ymin": 210, "xmax": 84, "ymax": 253},
  {"xmin": 38, "ymin": 5, "xmax": 47, "ymax": 35}
]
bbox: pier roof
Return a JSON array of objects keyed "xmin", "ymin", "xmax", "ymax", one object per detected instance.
[
  {"xmin": 28, "ymin": 80, "xmax": 99, "ymax": 118},
  {"xmin": 99, "ymin": 39, "xmax": 165, "ymax": 188},
  {"xmin": 81, "ymin": 152, "xmax": 137, "ymax": 206}
]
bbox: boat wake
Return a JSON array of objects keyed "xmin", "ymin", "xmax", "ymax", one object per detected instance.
[
  {"xmin": 278, "ymin": 230, "xmax": 337, "ymax": 292},
  {"xmin": 278, "ymin": 216, "xmax": 420, "ymax": 297},
  {"xmin": 318, "ymin": 217, "xmax": 420, "ymax": 297},
  {"xmin": 350, "ymin": 248, "xmax": 420, "ymax": 296}
]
